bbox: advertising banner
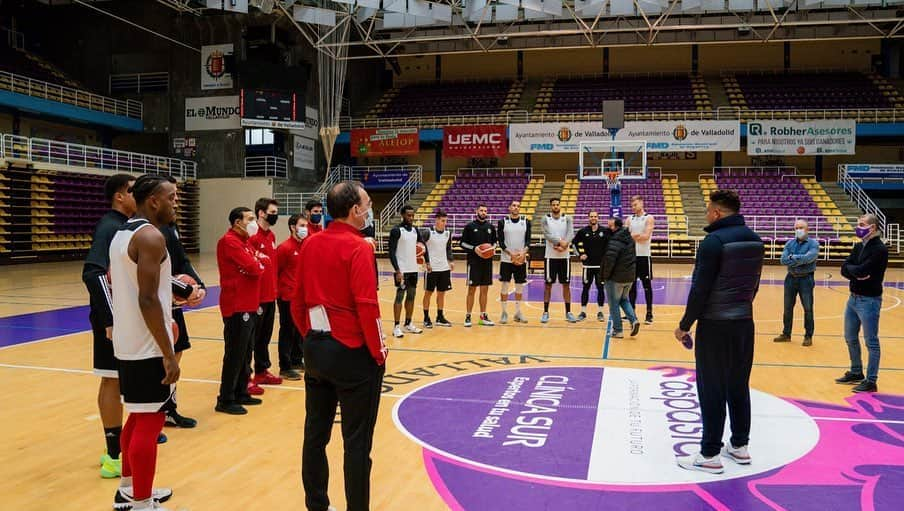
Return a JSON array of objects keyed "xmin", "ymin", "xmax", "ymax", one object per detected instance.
[
  {"xmin": 443, "ymin": 125, "xmax": 507, "ymax": 157},
  {"xmin": 293, "ymin": 135, "xmax": 315, "ymax": 170},
  {"xmin": 747, "ymin": 120, "xmax": 856, "ymax": 155},
  {"xmin": 362, "ymin": 170, "xmax": 410, "ymax": 190},
  {"xmin": 509, "ymin": 121, "xmax": 739, "ymax": 153},
  {"xmin": 351, "ymin": 128, "xmax": 419, "ymax": 156},
  {"xmin": 184, "ymin": 96, "xmax": 241, "ymax": 131},
  {"xmin": 201, "ymin": 44, "xmax": 233, "ymax": 90}
]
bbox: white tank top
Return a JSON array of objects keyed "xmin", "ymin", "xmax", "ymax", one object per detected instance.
[
  {"xmin": 501, "ymin": 216, "xmax": 527, "ymax": 263},
  {"xmin": 396, "ymin": 225, "xmax": 419, "ymax": 274},
  {"xmin": 109, "ymin": 218, "xmax": 174, "ymax": 361},
  {"xmin": 628, "ymin": 213, "xmax": 652, "ymax": 257},
  {"xmin": 425, "ymin": 228, "xmax": 451, "ymax": 272},
  {"xmin": 545, "ymin": 214, "xmax": 570, "ymax": 259}
]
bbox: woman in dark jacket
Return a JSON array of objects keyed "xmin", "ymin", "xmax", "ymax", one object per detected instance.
[{"xmin": 602, "ymin": 217, "xmax": 640, "ymax": 337}]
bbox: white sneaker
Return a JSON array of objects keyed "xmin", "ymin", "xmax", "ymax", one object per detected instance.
[
  {"xmin": 499, "ymin": 311, "xmax": 509, "ymax": 324},
  {"xmin": 125, "ymin": 499, "xmax": 171, "ymax": 511},
  {"xmin": 393, "ymin": 325, "xmax": 404, "ymax": 338},
  {"xmin": 565, "ymin": 312, "xmax": 578, "ymax": 323},
  {"xmin": 540, "ymin": 311, "xmax": 550, "ymax": 323},
  {"xmin": 676, "ymin": 453, "xmax": 724, "ymax": 474},
  {"xmin": 113, "ymin": 487, "xmax": 172, "ymax": 510},
  {"xmin": 721, "ymin": 444, "xmax": 752, "ymax": 465},
  {"xmin": 513, "ymin": 311, "xmax": 528, "ymax": 323},
  {"xmin": 404, "ymin": 324, "xmax": 423, "ymax": 334}
]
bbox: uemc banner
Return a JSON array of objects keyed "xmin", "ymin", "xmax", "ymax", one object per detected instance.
[
  {"xmin": 509, "ymin": 121, "xmax": 739, "ymax": 153},
  {"xmin": 185, "ymin": 96, "xmax": 241, "ymax": 131},
  {"xmin": 747, "ymin": 120, "xmax": 856, "ymax": 156},
  {"xmin": 351, "ymin": 128, "xmax": 419, "ymax": 157},
  {"xmin": 444, "ymin": 125, "xmax": 507, "ymax": 158}
]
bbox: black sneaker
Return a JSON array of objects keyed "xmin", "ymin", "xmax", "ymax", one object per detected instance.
[
  {"xmin": 835, "ymin": 371, "xmax": 865, "ymax": 384},
  {"xmin": 164, "ymin": 410, "xmax": 198, "ymax": 428},
  {"xmin": 238, "ymin": 395, "xmax": 263, "ymax": 406},
  {"xmin": 424, "ymin": 317, "xmax": 433, "ymax": 329},
  {"xmin": 852, "ymin": 380, "xmax": 877, "ymax": 393},
  {"xmin": 630, "ymin": 321, "xmax": 641, "ymax": 337},
  {"xmin": 215, "ymin": 402, "xmax": 248, "ymax": 415},
  {"xmin": 576, "ymin": 312, "xmax": 587, "ymax": 321},
  {"xmin": 645, "ymin": 313, "xmax": 653, "ymax": 325},
  {"xmin": 435, "ymin": 316, "xmax": 452, "ymax": 327},
  {"xmin": 292, "ymin": 360, "xmax": 305, "ymax": 371},
  {"xmin": 279, "ymin": 369, "xmax": 302, "ymax": 381},
  {"xmin": 113, "ymin": 487, "xmax": 173, "ymax": 510}
]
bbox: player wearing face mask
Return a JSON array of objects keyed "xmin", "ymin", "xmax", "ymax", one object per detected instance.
[
  {"xmin": 216, "ymin": 207, "xmax": 266, "ymax": 415},
  {"xmin": 276, "ymin": 214, "xmax": 311, "ymax": 380},
  {"xmin": 305, "ymin": 199, "xmax": 325, "ymax": 235},
  {"xmin": 247, "ymin": 197, "xmax": 283, "ymax": 393}
]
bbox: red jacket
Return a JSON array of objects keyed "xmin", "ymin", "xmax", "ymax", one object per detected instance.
[
  {"xmin": 248, "ymin": 226, "xmax": 278, "ymax": 303},
  {"xmin": 276, "ymin": 236, "xmax": 304, "ymax": 301},
  {"xmin": 291, "ymin": 221, "xmax": 386, "ymax": 365},
  {"xmin": 217, "ymin": 229, "xmax": 264, "ymax": 318},
  {"xmin": 308, "ymin": 223, "xmax": 323, "ymax": 235}
]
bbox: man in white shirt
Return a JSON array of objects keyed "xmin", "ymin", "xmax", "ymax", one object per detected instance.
[
  {"xmin": 627, "ymin": 195, "xmax": 655, "ymax": 324},
  {"xmin": 497, "ymin": 201, "xmax": 531, "ymax": 324},
  {"xmin": 389, "ymin": 205, "xmax": 424, "ymax": 338},
  {"xmin": 541, "ymin": 198, "xmax": 576, "ymax": 324},
  {"xmin": 421, "ymin": 211, "xmax": 454, "ymax": 328}
]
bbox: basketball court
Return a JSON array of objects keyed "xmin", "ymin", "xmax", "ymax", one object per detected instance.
[{"xmin": 1, "ymin": 257, "xmax": 901, "ymax": 510}]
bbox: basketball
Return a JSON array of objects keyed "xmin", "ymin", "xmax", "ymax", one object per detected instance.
[
  {"xmin": 476, "ymin": 243, "xmax": 495, "ymax": 259},
  {"xmin": 416, "ymin": 242, "xmax": 426, "ymax": 264},
  {"xmin": 173, "ymin": 274, "xmax": 197, "ymax": 305}
]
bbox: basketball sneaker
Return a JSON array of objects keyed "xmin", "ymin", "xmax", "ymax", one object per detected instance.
[
  {"xmin": 835, "ymin": 371, "xmax": 865, "ymax": 384},
  {"xmin": 423, "ymin": 317, "xmax": 433, "ymax": 329},
  {"xmin": 499, "ymin": 311, "xmax": 509, "ymax": 324},
  {"xmin": 852, "ymin": 380, "xmax": 878, "ymax": 393},
  {"xmin": 676, "ymin": 453, "xmax": 724, "ymax": 474},
  {"xmin": 279, "ymin": 369, "xmax": 302, "ymax": 381},
  {"xmin": 576, "ymin": 312, "xmax": 587, "ymax": 321},
  {"xmin": 721, "ymin": 444, "xmax": 752, "ymax": 465},
  {"xmin": 611, "ymin": 331, "xmax": 624, "ymax": 339},
  {"xmin": 435, "ymin": 316, "xmax": 452, "ymax": 327},
  {"xmin": 630, "ymin": 321, "xmax": 641, "ymax": 337},
  {"xmin": 479, "ymin": 313, "xmax": 495, "ymax": 326},
  {"xmin": 464, "ymin": 314, "xmax": 472, "ymax": 327},
  {"xmin": 253, "ymin": 370, "xmax": 283, "ymax": 385},
  {"xmin": 247, "ymin": 380, "xmax": 265, "ymax": 395},
  {"xmin": 513, "ymin": 311, "xmax": 528, "ymax": 323},
  {"xmin": 404, "ymin": 323, "xmax": 423, "ymax": 334},
  {"xmin": 164, "ymin": 410, "xmax": 197, "ymax": 429},
  {"xmin": 566, "ymin": 312, "xmax": 578, "ymax": 323},
  {"xmin": 393, "ymin": 325, "xmax": 404, "ymax": 338},
  {"xmin": 597, "ymin": 311, "xmax": 605, "ymax": 322},
  {"xmin": 113, "ymin": 487, "xmax": 173, "ymax": 510},
  {"xmin": 540, "ymin": 311, "xmax": 549, "ymax": 323},
  {"xmin": 645, "ymin": 313, "xmax": 653, "ymax": 325},
  {"xmin": 100, "ymin": 453, "xmax": 121, "ymax": 479}
]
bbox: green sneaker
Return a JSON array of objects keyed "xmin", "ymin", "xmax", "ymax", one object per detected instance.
[{"xmin": 100, "ymin": 453, "xmax": 121, "ymax": 479}]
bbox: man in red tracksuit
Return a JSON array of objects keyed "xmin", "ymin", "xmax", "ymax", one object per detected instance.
[
  {"xmin": 292, "ymin": 181, "xmax": 386, "ymax": 511},
  {"xmin": 215, "ymin": 207, "xmax": 265, "ymax": 415},
  {"xmin": 248, "ymin": 197, "xmax": 282, "ymax": 393},
  {"xmin": 276, "ymin": 214, "xmax": 309, "ymax": 380}
]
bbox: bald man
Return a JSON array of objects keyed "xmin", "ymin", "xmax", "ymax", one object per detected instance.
[{"xmin": 775, "ymin": 219, "xmax": 819, "ymax": 346}]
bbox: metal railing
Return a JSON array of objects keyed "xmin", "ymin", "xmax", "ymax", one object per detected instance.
[
  {"xmin": 457, "ymin": 167, "xmax": 532, "ymax": 177},
  {"xmin": 274, "ymin": 193, "xmax": 328, "ymax": 215},
  {"xmin": 362, "ymin": 166, "xmax": 423, "ymax": 234},
  {"xmin": 342, "ymin": 107, "xmax": 902, "ymax": 130},
  {"xmin": 838, "ymin": 164, "xmax": 904, "ymax": 185},
  {"xmin": 744, "ymin": 215, "xmax": 858, "ymax": 243},
  {"xmin": 1, "ymin": 133, "xmax": 196, "ymax": 179},
  {"xmin": 244, "ymin": 156, "xmax": 288, "ymax": 179},
  {"xmin": 0, "ymin": 70, "xmax": 142, "ymax": 119},
  {"xmin": 109, "ymin": 72, "xmax": 170, "ymax": 94},
  {"xmin": 837, "ymin": 166, "xmax": 886, "ymax": 232},
  {"xmin": 713, "ymin": 166, "xmax": 798, "ymax": 178}
]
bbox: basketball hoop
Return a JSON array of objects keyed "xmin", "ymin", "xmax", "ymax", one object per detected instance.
[{"xmin": 606, "ymin": 171, "xmax": 620, "ymax": 184}]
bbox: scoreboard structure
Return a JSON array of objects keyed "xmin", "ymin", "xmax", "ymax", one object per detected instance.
[{"xmin": 240, "ymin": 89, "xmax": 304, "ymax": 130}]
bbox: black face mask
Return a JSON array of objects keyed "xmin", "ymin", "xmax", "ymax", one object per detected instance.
[{"xmin": 266, "ymin": 213, "xmax": 279, "ymax": 226}]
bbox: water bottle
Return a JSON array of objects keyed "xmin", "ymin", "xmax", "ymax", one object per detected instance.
[{"xmin": 680, "ymin": 332, "xmax": 694, "ymax": 350}]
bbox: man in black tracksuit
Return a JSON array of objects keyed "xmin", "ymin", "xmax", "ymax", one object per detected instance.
[
  {"xmin": 573, "ymin": 211, "xmax": 609, "ymax": 322},
  {"xmin": 162, "ymin": 223, "xmax": 205, "ymax": 428},
  {"xmin": 676, "ymin": 190, "xmax": 763, "ymax": 475},
  {"xmin": 459, "ymin": 204, "xmax": 497, "ymax": 327}
]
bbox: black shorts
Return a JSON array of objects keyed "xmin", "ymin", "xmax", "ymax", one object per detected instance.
[
  {"xmin": 635, "ymin": 256, "xmax": 653, "ymax": 281},
  {"xmin": 582, "ymin": 267, "xmax": 602, "ymax": 285},
  {"xmin": 467, "ymin": 259, "xmax": 493, "ymax": 287},
  {"xmin": 172, "ymin": 307, "xmax": 191, "ymax": 353},
  {"xmin": 545, "ymin": 258, "xmax": 571, "ymax": 284},
  {"xmin": 394, "ymin": 272, "xmax": 418, "ymax": 290},
  {"xmin": 90, "ymin": 310, "xmax": 118, "ymax": 378},
  {"xmin": 499, "ymin": 261, "xmax": 527, "ymax": 284},
  {"xmin": 425, "ymin": 270, "xmax": 452, "ymax": 292},
  {"xmin": 118, "ymin": 357, "xmax": 177, "ymax": 413}
]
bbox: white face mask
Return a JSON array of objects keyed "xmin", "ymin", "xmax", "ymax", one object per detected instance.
[
  {"xmin": 364, "ymin": 209, "xmax": 374, "ymax": 229},
  {"xmin": 296, "ymin": 226, "xmax": 308, "ymax": 239},
  {"xmin": 795, "ymin": 229, "xmax": 806, "ymax": 240},
  {"xmin": 244, "ymin": 219, "xmax": 259, "ymax": 237}
]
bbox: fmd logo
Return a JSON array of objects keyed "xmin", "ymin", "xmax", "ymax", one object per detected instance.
[
  {"xmin": 749, "ymin": 123, "xmax": 764, "ymax": 136},
  {"xmin": 531, "ymin": 143, "xmax": 554, "ymax": 150}
]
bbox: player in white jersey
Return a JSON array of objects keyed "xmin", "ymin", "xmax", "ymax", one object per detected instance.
[
  {"xmin": 389, "ymin": 204, "xmax": 425, "ymax": 338},
  {"xmin": 627, "ymin": 195, "xmax": 655, "ymax": 324},
  {"xmin": 497, "ymin": 200, "xmax": 531, "ymax": 324},
  {"xmin": 421, "ymin": 211, "xmax": 454, "ymax": 328},
  {"xmin": 108, "ymin": 175, "xmax": 187, "ymax": 511},
  {"xmin": 541, "ymin": 198, "xmax": 577, "ymax": 323}
]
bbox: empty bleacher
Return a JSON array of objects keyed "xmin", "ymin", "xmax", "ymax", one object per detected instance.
[
  {"xmin": 723, "ymin": 71, "xmax": 903, "ymax": 112},
  {"xmin": 534, "ymin": 74, "xmax": 711, "ymax": 114},
  {"xmin": 0, "ymin": 44, "xmax": 83, "ymax": 90},
  {"xmin": 368, "ymin": 80, "xmax": 523, "ymax": 119}
]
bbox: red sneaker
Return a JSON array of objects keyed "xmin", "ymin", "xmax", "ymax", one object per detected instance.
[
  {"xmin": 246, "ymin": 380, "xmax": 265, "ymax": 395},
  {"xmin": 254, "ymin": 370, "xmax": 283, "ymax": 385}
]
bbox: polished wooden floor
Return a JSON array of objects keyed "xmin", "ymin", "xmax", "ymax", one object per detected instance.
[{"xmin": 0, "ymin": 256, "xmax": 901, "ymax": 511}]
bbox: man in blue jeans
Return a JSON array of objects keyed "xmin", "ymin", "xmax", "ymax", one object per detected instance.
[
  {"xmin": 602, "ymin": 217, "xmax": 640, "ymax": 338},
  {"xmin": 837, "ymin": 214, "xmax": 888, "ymax": 393},
  {"xmin": 774, "ymin": 219, "xmax": 820, "ymax": 346}
]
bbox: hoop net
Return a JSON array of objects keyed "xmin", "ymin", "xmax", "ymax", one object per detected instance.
[{"xmin": 317, "ymin": 15, "xmax": 351, "ymax": 169}]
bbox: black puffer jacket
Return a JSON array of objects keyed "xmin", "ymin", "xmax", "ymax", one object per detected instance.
[
  {"xmin": 602, "ymin": 227, "xmax": 635, "ymax": 283},
  {"xmin": 679, "ymin": 214, "xmax": 764, "ymax": 331}
]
